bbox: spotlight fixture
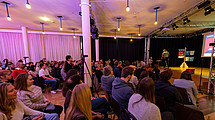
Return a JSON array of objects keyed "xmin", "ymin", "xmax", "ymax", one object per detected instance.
[
  {"xmin": 183, "ymin": 17, "xmax": 191, "ymax": 25},
  {"xmin": 72, "ymin": 28, "xmax": 76, "ymax": 38},
  {"xmin": 138, "ymin": 25, "xmax": 141, "ymax": 36},
  {"xmin": 57, "ymin": 16, "xmax": 63, "ymax": 31},
  {"xmin": 117, "ymin": 17, "xmax": 121, "ymax": 31},
  {"xmin": 114, "ymin": 29, "xmax": 117, "ymax": 39},
  {"xmin": 126, "ymin": 0, "xmax": 130, "ymax": 12},
  {"xmin": 26, "ymin": 0, "xmax": 31, "ymax": 9},
  {"xmin": 204, "ymin": 6, "xmax": 214, "ymax": 16},
  {"xmin": 1, "ymin": 1, "xmax": 11, "ymax": 21},
  {"xmin": 172, "ymin": 24, "xmax": 178, "ymax": 30},
  {"xmin": 130, "ymin": 33, "xmax": 133, "ymax": 42},
  {"xmin": 40, "ymin": 22, "xmax": 45, "ymax": 34},
  {"xmin": 154, "ymin": 7, "xmax": 160, "ymax": 25}
]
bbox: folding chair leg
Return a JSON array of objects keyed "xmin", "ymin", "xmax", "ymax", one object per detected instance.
[{"xmin": 113, "ymin": 114, "xmax": 115, "ymax": 120}]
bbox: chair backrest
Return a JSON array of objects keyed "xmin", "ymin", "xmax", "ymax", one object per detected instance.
[
  {"xmin": 175, "ymin": 87, "xmax": 192, "ymax": 105},
  {"xmin": 175, "ymin": 102, "xmax": 204, "ymax": 120},
  {"xmin": 155, "ymin": 95, "xmax": 167, "ymax": 113},
  {"xmin": 110, "ymin": 96, "xmax": 120, "ymax": 116},
  {"xmin": 118, "ymin": 106, "xmax": 137, "ymax": 120},
  {"xmin": 103, "ymin": 90, "xmax": 112, "ymax": 104}
]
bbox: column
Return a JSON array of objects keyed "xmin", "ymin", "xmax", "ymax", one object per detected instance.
[
  {"xmin": 146, "ymin": 37, "xmax": 150, "ymax": 65},
  {"xmin": 40, "ymin": 34, "xmax": 46, "ymax": 59},
  {"xmin": 21, "ymin": 27, "xmax": 31, "ymax": 63},
  {"xmin": 144, "ymin": 38, "xmax": 147, "ymax": 63},
  {"xmin": 81, "ymin": 0, "xmax": 92, "ymax": 87},
  {"xmin": 95, "ymin": 39, "xmax": 99, "ymax": 61}
]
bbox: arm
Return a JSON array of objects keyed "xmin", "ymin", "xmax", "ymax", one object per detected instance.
[
  {"xmin": 0, "ymin": 112, "xmax": 7, "ymax": 120},
  {"xmin": 192, "ymin": 83, "xmax": 198, "ymax": 101},
  {"xmin": 151, "ymin": 106, "xmax": 162, "ymax": 120},
  {"xmin": 18, "ymin": 101, "xmax": 43, "ymax": 116}
]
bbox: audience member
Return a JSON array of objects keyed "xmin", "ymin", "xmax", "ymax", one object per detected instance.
[
  {"xmin": 112, "ymin": 66, "xmax": 134, "ymax": 109},
  {"xmin": 64, "ymin": 55, "xmax": 74, "ymax": 74},
  {"xmin": 173, "ymin": 71, "xmax": 198, "ymax": 105},
  {"xmin": 134, "ymin": 63, "xmax": 144, "ymax": 80},
  {"xmin": 12, "ymin": 61, "xmax": 28, "ymax": 79},
  {"xmin": 0, "ymin": 83, "xmax": 59, "ymax": 120},
  {"xmin": 139, "ymin": 70, "xmax": 149, "ymax": 80},
  {"xmin": 0, "ymin": 70, "xmax": 12, "ymax": 84},
  {"xmin": 101, "ymin": 66, "xmax": 114, "ymax": 92},
  {"xmin": 1, "ymin": 59, "xmax": 8, "ymax": 70},
  {"xmin": 155, "ymin": 68, "xmax": 182, "ymax": 114},
  {"xmin": 128, "ymin": 77, "xmax": 161, "ymax": 120},
  {"xmin": 51, "ymin": 62, "xmax": 62, "ymax": 81},
  {"xmin": 113, "ymin": 61, "xmax": 121, "ymax": 78},
  {"xmin": 15, "ymin": 74, "xmax": 63, "ymax": 117}
]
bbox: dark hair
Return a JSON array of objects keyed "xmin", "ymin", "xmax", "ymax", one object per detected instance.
[
  {"xmin": 134, "ymin": 77, "xmax": 155, "ymax": 105},
  {"xmin": 66, "ymin": 55, "xmax": 71, "ymax": 61},
  {"xmin": 121, "ymin": 66, "xmax": 133, "ymax": 78},
  {"xmin": 159, "ymin": 68, "xmax": 173, "ymax": 81},
  {"xmin": 66, "ymin": 75, "xmax": 81, "ymax": 91},
  {"xmin": 29, "ymin": 65, "xmax": 35, "ymax": 71},
  {"xmin": 40, "ymin": 63, "xmax": 45, "ymax": 68},
  {"xmin": 180, "ymin": 71, "xmax": 192, "ymax": 81},
  {"xmin": 139, "ymin": 70, "xmax": 149, "ymax": 80},
  {"xmin": 18, "ymin": 60, "xmax": 23, "ymax": 63},
  {"xmin": 14, "ymin": 74, "xmax": 29, "ymax": 91},
  {"xmin": 54, "ymin": 62, "xmax": 59, "ymax": 67},
  {"xmin": 103, "ymin": 66, "xmax": 112, "ymax": 76}
]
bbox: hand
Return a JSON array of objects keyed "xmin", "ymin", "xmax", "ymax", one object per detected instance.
[
  {"xmin": 32, "ymin": 113, "xmax": 44, "ymax": 120},
  {"xmin": 94, "ymin": 114, "xmax": 104, "ymax": 119},
  {"xmin": 51, "ymin": 77, "xmax": 56, "ymax": 80},
  {"xmin": 44, "ymin": 100, "xmax": 51, "ymax": 105}
]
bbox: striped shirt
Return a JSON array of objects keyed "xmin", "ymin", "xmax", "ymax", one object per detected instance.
[{"xmin": 17, "ymin": 85, "xmax": 47, "ymax": 110}]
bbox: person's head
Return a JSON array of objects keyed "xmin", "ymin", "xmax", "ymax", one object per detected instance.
[
  {"xmin": 29, "ymin": 62, "xmax": 34, "ymax": 66},
  {"xmin": 42, "ymin": 58, "xmax": 46, "ymax": 62},
  {"xmin": 65, "ymin": 69, "xmax": 78, "ymax": 81},
  {"xmin": 16, "ymin": 61, "xmax": 24, "ymax": 69},
  {"xmin": 65, "ymin": 83, "xmax": 92, "ymax": 120},
  {"xmin": 0, "ymin": 70, "xmax": 12, "ymax": 82},
  {"xmin": 180, "ymin": 71, "xmax": 192, "ymax": 81},
  {"xmin": 0, "ymin": 83, "xmax": 17, "ymax": 119},
  {"xmin": 40, "ymin": 63, "xmax": 46, "ymax": 69},
  {"xmin": 139, "ymin": 70, "xmax": 149, "ymax": 80},
  {"xmin": 137, "ymin": 63, "xmax": 142, "ymax": 68},
  {"xmin": 54, "ymin": 62, "xmax": 59, "ymax": 68},
  {"xmin": 103, "ymin": 66, "xmax": 113, "ymax": 76},
  {"xmin": 135, "ymin": 77, "xmax": 155, "ymax": 104},
  {"xmin": 14, "ymin": 74, "xmax": 34, "ymax": 91},
  {"xmin": 66, "ymin": 55, "xmax": 73, "ymax": 62},
  {"xmin": 121, "ymin": 66, "xmax": 134, "ymax": 82},
  {"xmin": 29, "ymin": 65, "xmax": 36, "ymax": 71},
  {"xmin": 66, "ymin": 75, "xmax": 82, "ymax": 91},
  {"xmin": 159, "ymin": 68, "xmax": 173, "ymax": 81}
]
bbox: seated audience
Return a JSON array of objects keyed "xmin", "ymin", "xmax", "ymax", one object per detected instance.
[
  {"xmin": 14, "ymin": 74, "xmax": 63, "ymax": 117},
  {"xmin": 62, "ymin": 69, "xmax": 78, "ymax": 97},
  {"xmin": 173, "ymin": 71, "xmax": 198, "ymax": 105},
  {"xmin": 28, "ymin": 65, "xmax": 39, "ymax": 86},
  {"xmin": 101, "ymin": 66, "xmax": 114, "ymax": 92},
  {"xmin": 1, "ymin": 59, "xmax": 8, "ymax": 70},
  {"xmin": 51, "ymin": 62, "xmax": 62, "ymax": 81},
  {"xmin": 112, "ymin": 66, "xmax": 134, "ymax": 109},
  {"xmin": 0, "ymin": 83, "xmax": 59, "ymax": 120},
  {"xmin": 155, "ymin": 68, "xmax": 182, "ymax": 114},
  {"xmin": 35, "ymin": 62, "xmax": 40, "ymax": 74},
  {"xmin": 139, "ymin": 70, "xmax": 149, "ymax": 80},
  {"xmin": 134, "ymin": 63, "xmax": 144, "ymax": 80},
  {"xmin": 128, "ymin": 77, "xmax": 161, "ymax": 120},
  {"xmin": 12, "ymin": 60, "xmax": 28, "ymax": 79},
  {"xmin": 0, "ymin": 70, "xmax": 13, "ymax": 84},
  {"xmin": 39, "ymin": 63, "xmax": 59, "ymax": 94},
  {"xmin": 113, "ymin": 61, "xmax": 121, "ymax": 78},
  {"xmin": 130, "ymin": 68, "xmax": 138, "ymax": 90},
  {"xmin": 65, "ymin": 83, "xmax": 105, "ymax": 120}
]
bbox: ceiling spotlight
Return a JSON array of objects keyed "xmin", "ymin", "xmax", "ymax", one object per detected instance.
[
  {"xmin": 183, "ymin": 17, "xmax": 191, "ymax": 25},
  {"xmin": 204, "ymin": 6, "xmax": 214, "ymax": 16},
  {"xmin": 172, "ymin": 24, "xmax": 178, "ymax": 30},
  {"xmin": 40, "ymin": 22, "xmax": 45, "ymax": 34},
  {"xmin": 117, "ymin": 17, "xmax": 121, "ymax": 31},
  {"xmin": 154, "ymin": 7, "xmax": 160, "ymax": 25},
  {"xmin": 138, "ymin": 25, "xmax": 141, "ymax": 36},
  {"xmin": 1, "ymin": 1, "xmax": 12, "ymax": 21},
  {"xmin": 126, "ymin": 0, "xmax": 130, "ymax": 12},
  {"xmin": 72, "ymin": 28, "xmax": 76, "ymax": 38},
  {"xmin": 57, "ymin": 16, "xmax": 63, "ymax": 31},
  {"xmin": 26, "ymin": 0, "xmax": 31, "ymax": 9},
  {"xmin": 130, "ymin": 39, "xmax": 133, "ymax": 42},
  {"xmin": 114, "ymin": 29, "xmax": 117, "ymax": 39},
  {"xmin": 114, "ymin": 37, "xmax": 117, "ymax": 39}
]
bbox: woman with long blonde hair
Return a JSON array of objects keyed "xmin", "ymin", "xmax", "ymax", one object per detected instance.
[{"xmin": 65, "ymin": 83, "xmax": 92, "ymax": 120}]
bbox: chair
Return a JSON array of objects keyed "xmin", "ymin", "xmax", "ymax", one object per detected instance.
[
  {"xmin": 118, "ymin": 106, "xmax": 137, "ymax": 120},
  {"xmin": 175, "ymin": 87, "xmax": 192, "ymax": 105},
  {"xmin": 110, "ymin": 96, "xmax": 120, "ymax": 119},
  {"xmin": 175, "ymin": 102, "xmax": 204, "ymax": 120},
  {"xmin": 103, "ymin": 90, "xmax": 112, "ymax": 104},
  {"xmin": 155, "ymin": 95, "xmax": 167, "ymax": 113}
]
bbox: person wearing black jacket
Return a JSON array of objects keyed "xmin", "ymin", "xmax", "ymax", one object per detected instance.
[{"xmin": 64, "ymin": 55, "xmax": 74, "ymax": 74}]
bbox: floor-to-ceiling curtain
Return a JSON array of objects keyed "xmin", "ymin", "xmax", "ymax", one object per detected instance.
[{"xmin": 28, "ymin": 33, "xmax": 42, "ymax": 63}]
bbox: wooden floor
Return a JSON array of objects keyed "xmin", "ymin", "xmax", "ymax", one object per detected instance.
[{"xmin": 44, "ymin": 67, "xmax": 215, "ymax": 120}]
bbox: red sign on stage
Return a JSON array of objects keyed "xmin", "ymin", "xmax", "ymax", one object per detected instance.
[{"xmin": 178, "ymin": 49, "xmax": 185, "ymax": 58}]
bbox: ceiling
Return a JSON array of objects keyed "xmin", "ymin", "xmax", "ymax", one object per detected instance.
[{"xmin": 0, "ymin": 0, "xmax": 214, "ymax": 37}]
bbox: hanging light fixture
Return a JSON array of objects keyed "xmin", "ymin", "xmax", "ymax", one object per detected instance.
[
  {"xmin": 114, "ymin": 29, "xmax": 117, "ymax": 39},
  {"xmin": 138, "ymin": 25, "xmax": 141, "ymax": 36},
  {"xmin": 154, "ymin": 7, "xmax": 160, "ymax": 25},
  {"xmin": 40, "ymin": 22, "xmax": 45, "ymax": 34},
  {"xmin": 1, "ymin": 1, "xmax": 12, "ymax": 21},
  {"xmin": 57, "ymin": 16, "xmax": 63, "ymax": 30},
  {"xmin": 130, "ymin": 33, "xmax": 133, "ymax": 42},
  {"xmin": 126, "ymin": 0, "xmax": 130, "ymax": 12},
  {"xmin": 73, "ymin": 28, "xmax": 76, "ymax": 38},
  {"xmin": 117, "ymin": 17, "xmax": 121, "ymax": 31},
  {"xmin": 26, "ymin": 0, "xmax": 31, "ymax": 9}
]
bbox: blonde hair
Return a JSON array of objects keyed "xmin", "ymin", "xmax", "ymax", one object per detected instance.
[
  {"xmin": 65, "ymin": 83, "xmax": 92, "ymax": 120},
  {"xmin": 0, "ymin": 83, "xmax": 17, "ymax": 120}
]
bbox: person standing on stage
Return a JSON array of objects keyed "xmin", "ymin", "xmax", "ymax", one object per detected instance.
[{"xmin": 162, "ymin": 49, "xmax": 170, "ymax": 67}]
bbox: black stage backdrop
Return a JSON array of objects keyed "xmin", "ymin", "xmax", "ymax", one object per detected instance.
[{"xmin": 92, "ymin": 35, "xmax": 210, "ymax": 67}]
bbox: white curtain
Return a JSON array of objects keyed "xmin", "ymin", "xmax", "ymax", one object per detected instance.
[
  {"xmin": 0, "ymin": 32, "xmax": 81, "ymax": 64},
  {"xmin": 0, "ymin": 32, "xmax": 25, "ymax": 64}
]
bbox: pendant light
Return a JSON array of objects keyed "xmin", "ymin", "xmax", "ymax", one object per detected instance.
[
  {"xmin": 57, "ymin": 16, "xmax": 63, "ymax": 30},
  {"xmin": 26, "ymin": 0, "xmax": 31, "ymax": 9},
  {"xmin": 154, "ymin": 7, "xmax": 160, "ymax": 25},
  {"xmin": 40, "ymin": 22, "xmax": 45, "ymax": 34}
]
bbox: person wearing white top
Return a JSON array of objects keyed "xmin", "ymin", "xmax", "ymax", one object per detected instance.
[
  {"xmin": 128, "ymin": 77, "xmax": 161, "ymax": 120},
  {"xmin": 173, "ymin": 71, "xmax": 198, "ymax": 105}
]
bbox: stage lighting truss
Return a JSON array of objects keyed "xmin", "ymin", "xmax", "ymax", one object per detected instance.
[{"xmin": 208, "ymin": 42, "xmax": 215, "ymax": 95}]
